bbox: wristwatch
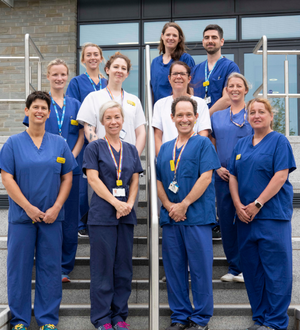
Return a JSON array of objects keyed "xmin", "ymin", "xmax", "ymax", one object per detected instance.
[{"xmin": 255, "ymin": 199, "xmax": 263, "ymax": 209}]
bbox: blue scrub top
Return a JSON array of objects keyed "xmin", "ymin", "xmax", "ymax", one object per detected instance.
[
  {"xmin": 0, "ymin": 131, "xmax": 76, "ymax": 224},
  {"xmin": 229, "ymin": 131, "xmax": 296, "ymax": 221},
  {"xmin": 23, "ymin": 96, "xmax": 82, "ymax": 174},
  {"xmin": 191, "ymin": 57, "xmax": 240, "ymax": 108},
  {"xmin": 66, "ymin": 74, "xmax": 108, "ymax": 103},
  {"xmin": 151, "ymin": 53, "xmax": 195, "ymax": 105},
  {"xmin": 82, "ymin": 139, "xmax": 143, "ymax": 226},
  {"xmin": 156, "ymin": 135, "xmax": 221, "ymax": 226},
  {"xmin": 211, "ymin": 107, "xmax": 253, "ymax": 180}
]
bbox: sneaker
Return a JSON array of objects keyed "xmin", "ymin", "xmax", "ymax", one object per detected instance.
[
  {"xmin": 212, "ymin": 225, "xmax": 221, "ymax": 239},
  {"xmin": 78, "ymin": 229, "xmax": 89, "ymax": 237},
  {"xmin": 165, "ymin": 323, "xmax": 188, "ymax": 330},
  {"xmin": 61, "ymin": 273, "xmax": 70, "ymax": 283},
  {"xmin": 233, "ymin": 273, "xmax": 245, "ymax": 283},
  {"xmin": 114, "ymin": 322, "xmax": 130, "ymax": 329},
  {"xmin": 161, "ymin": 276, "xmax": 167, "ymax": 282},
  {"xmin": 257, "ymin": 327, "xmax": 274, "ymax": 330},
  {"xmin": 246, "ymin": 324, "xmax": 262, "ymax": 330},
  {"xmin": 12, "ymin": 324, "xmax": 28, "ymax": 330},
  {"xmin": 98, "ymin": 324, "xmax": 113, "ymax": 330},
  {"xmin": 186, "ymin": 321, "xmax": 208, "ymax": 330},
  {"xmin": 39, "ymin": 325, "xmax": 57, "ymax": 330},
  {"xmin": 220, "ymin": 273, "xmax": 235, "ymax": 282}
]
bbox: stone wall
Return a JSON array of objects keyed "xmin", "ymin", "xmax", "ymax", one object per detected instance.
[{"xmin": 0, "ymin": 0, "xmax": 77, "ymax": 136}]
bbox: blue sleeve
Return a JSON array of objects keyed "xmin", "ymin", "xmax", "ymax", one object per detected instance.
[
  {"xmin": 0, "ymin": 139, "xmax": 14, "ymax": 175},
  {"xmin": 274, "ymin": 136, "xmax": 296, "ymax": 174},
  {"xmin": 82, "ymin": 142, "xmax": 99, "ymax": 175},
  {"xmin": 66, "ymin": 78, "xmax": 80, "ymax": 101},
  {"xmin": 210, "ymin": 114, "xmax": 216, "ymax": 139},
  {"xmin": 62, "ymin": 141, "xmax": 77, "ymax": 175},
  {"xmin": 185, "ymin": 54, "xmax": 195, "ymax": 68},
  {"xmin": 132, "ymin": 147, "xmax": 144, "ymax": 174},
  {"xmin": 156, "ymin": 145, "xmax": 164, "ymax": 182},
  {"xmin": 227, "ymin": 61, "xmax": 240, "ymax": 76},
  {"xmin": 23, "ymin": 115, "xmax": 29, "ymax": 127},
  {"xmin": 102, "ymin": 78, "xmax": 108, "ymax": 88},
  {"xmin": 199, "ymin": 138, "xmax": 221, "ymax": 174},
  {"xmin": 73, "ymin": 98, "xmax": 84, "ymax": 129},
  {"xmin": 229, "ymin": 143, "xmax": 239, "ymax": 176}
]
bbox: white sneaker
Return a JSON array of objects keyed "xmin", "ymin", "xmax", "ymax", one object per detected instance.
[
  {"xmin": 220, "ymin": 273, "xmax": 235, "ymax": 282},
  {"xmin": 233, "ymin": 273, "xmax": 245, "ymax": 283}
]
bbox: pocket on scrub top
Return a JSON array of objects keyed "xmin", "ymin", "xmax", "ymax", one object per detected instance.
[
  {"xmin": 256, "ymin": 153, "xmax": 273, "ymax": 172},
  {"xmin": 181, "ymin": 159, "xmax": 197, "ymax": 178},
  {"xmin": 69, "ymin": 119, "xmax": 79, "ymax": 135},
  {"xmin": 53, "ymin": 156, "xmax": 63, "ymax": 174}
]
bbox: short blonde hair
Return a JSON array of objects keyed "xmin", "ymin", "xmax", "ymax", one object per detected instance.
[
  {"xmin": 47, "ymin": 58, "xmax": 69, "ymax": 75},
  {"xmin": 99, "ymin": 101, "xmax": 124, "ymax": 123}
]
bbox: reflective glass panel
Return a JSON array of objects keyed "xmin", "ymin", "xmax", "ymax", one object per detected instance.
[
  {"xmin": 79, "ymin": 49, "xmax": 140, "ymax": 97},
  {"xmin": 79, "ymin": 23, "xmax": 139, "ymax": 46},
  {"xmin": 244, "ymin": 53, "xmax": 297, "ymax": 135},
  {"xmin": 242, "ymin": 15, "xmax": 300, "ymax": 40},
  {"xmin": 144, "ymin": 21, "xmax": 169, "ymax": 44},
  {"xmin": 175, "ymin": 18, "xmax": 237, "ymax": 42}
]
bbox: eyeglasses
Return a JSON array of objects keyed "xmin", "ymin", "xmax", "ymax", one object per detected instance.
[{"xmin": 170, "ymin": 72, "xmax": 189, "ymax": 77}]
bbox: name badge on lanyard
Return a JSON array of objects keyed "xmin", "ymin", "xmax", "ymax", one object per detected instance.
[
  {"xmin": 168, "ymin": 132, "xmax": 196, "ymax": 194},
  {"xmin": 113, "ymin": 188, "xmax": 126, "ymax": 197},
  {"xmin": 204, "ymin": 56, "xmax": 222, "ymax": 105}
]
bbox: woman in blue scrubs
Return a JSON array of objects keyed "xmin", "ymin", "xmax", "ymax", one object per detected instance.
[
  {"xmin": 83, "ymin": 100, "xmax": 143, "ymax": 330},
  {"xmin": 210, "ymin": 72, "xmax": 253, "ymax": 283},
  {"xmin": 151, "ymin": 22, "xmax": 195, "ymax": 104},
  {"xmin": 1, "ymin": 91, "xmax": 75, "ymax": 330},
  {"xmin": 229, "ymin": 98, "xmax": 296, "ymax": 330},
  {"xmin": 23, "ymin": 59, "xmax": 84, "ymax": 283},
  {"xmin": 66, "ymin": 42, "xmax": 107, "ymax": 237}
]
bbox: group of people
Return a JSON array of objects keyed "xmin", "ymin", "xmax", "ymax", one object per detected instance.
[{"xmin": 0, "ymin": 21, "xmax": 295, "ymax": 330}]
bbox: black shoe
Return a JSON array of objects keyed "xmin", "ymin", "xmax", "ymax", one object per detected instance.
[
  {"xmin": 78, "ymin": 229, "xmax": 89, "ymax": 237},
  {"xmin": 246, "ymin": 325, "xmax": 262, "ymax": 330},
  {"xmin": 212, "ymin": 225, "xmax": 221, "ymax": 239},
  {"xmin": 165, "ymin": 323, "xmax": 188, "ymax": 330},
  {"xmin": 186, "ymin": 321, "xmax": 208, "ymax": 330}
]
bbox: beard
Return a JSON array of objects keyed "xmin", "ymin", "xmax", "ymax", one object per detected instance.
[{"xmin": 204, "ymin": 45, "xmax": 221, "ymax": 55}]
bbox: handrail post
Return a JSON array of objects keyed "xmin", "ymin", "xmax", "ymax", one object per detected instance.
[
  {"xmin": 284, "ymin": 58, "xmax": 289, "ymax": 136},
  {"xmin": 25, "ymin": 34, "xmax": 30, "ymax": 98},
  {"xmin": 38, "ymin": 60, "xmax": 42, "ymax": 90},
  {"xmin": 262, "ymin": 35, "xmax": 268, "ymax": 99},
  {"xmin": 145, "ymin": 45, "xmax": 160, "ymax": 330}
]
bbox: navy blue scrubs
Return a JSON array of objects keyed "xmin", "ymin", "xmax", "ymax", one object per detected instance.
[
  {"xmin": 151, "ymin": 53, "xmax": 195, "ymax": 104},
  {"xmin": 0, "ymin": 131, "xmax": 75, "ymax": 327},
  {"xmin": 24, "ymin": 96, "xmax": 82, "ymax": 275},
  {"xmin": 66, "ymin": 74, "xmax": 108, "ymax": 228},
  {"xmin": 156, "ymin": 135, "xmax": 220, "ymax": 326},
  {"xmin": 211, "ymin": 107, "xmax": 253, "ymax": 275},
  {"xmin": 191, "ymin": 57, "xmax": 240, "ymax": 108},
  {"xmin": 229, "ymin": 131, "xmax": 296, "ymax": 330},
  {"xmin": 83, "ymin": 139, "xmax": 143, "ymax": 328}
]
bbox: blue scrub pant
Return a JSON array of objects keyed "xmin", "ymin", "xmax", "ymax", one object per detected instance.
[
  {"xmin": 62, "ymin": 174, "xmax": 79, "ymax": 274},
  {"xmin": 237, "ymin": 219, "xmax": 292, "ymax": 330},
  {"xmin": 88, "ymin": 224, "xmax": 134, "ymax": 328},
  {"xmin": 162, "ymin": 225, "xmax": 213, "ymax": 326},
  {"xmin": 215, "ymin": 180, "xmax": 241, "ymax": 275},
  {"xmin": 7, "ymin": 221, "xmax": 62, "ymax": 327},
  {"xmin": 78, "ymin": 144, "xmax": 89, "ymax": 230}
]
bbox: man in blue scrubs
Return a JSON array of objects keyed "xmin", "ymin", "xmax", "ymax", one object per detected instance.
[
  {"xmin": 156, "ymin": 96, "xmax": 220, "ymax": 330},
  {"xmin": 191, "ymin": 24, "xmax": 240, "ymax": 116}
]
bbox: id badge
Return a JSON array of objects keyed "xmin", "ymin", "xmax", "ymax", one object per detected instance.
[
  {"xmin": 168, "ymin": 181, "xmax": 179, "ymax": 194},
  {"xmin": 119, "ymin": 129, "xmax": 127, "ymax": 140},
  {"xmin": 205, "ymin": 96, "xmax": 211, "ymax": 104},
  {"xmin": 113, "ymin": 188, "xmax": 126, "ymax": 197}
]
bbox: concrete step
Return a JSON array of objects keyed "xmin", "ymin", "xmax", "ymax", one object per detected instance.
[
  {"xmin": 31, "ymin": 279, "xmax": 249, "ymax": 305},
  {"xmin": 20, "ymin": 304, "xmax": 299, "ymax": 330},
  {"xmin": 32, "ymin": 257, "xmax": 229, "ymax": 281},
  {"xmin": 77, "ymin": 236, "xmax": 225, "ymax": 258}
]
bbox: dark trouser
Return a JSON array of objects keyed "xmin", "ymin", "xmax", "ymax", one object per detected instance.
[{"xmin": 88, "ymin": 223, "xmax": 134, "ymax": 328}]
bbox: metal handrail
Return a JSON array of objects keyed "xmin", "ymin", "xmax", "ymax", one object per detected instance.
[
  {"xmin": 0, "ymin": 34, "xmax": 44, "ymax": 102},
  {"xmin": 145, "ymin": 44, "xmax": 160, "ymax": 330},
  {"xmin": 252, "ymin": 35, "xmax": 300, "ymax": 136}
]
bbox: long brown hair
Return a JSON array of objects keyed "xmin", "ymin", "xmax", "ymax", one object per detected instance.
[{"xmin": 158, "ymin": 22, "xmax": 186, "ymax": 61}]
